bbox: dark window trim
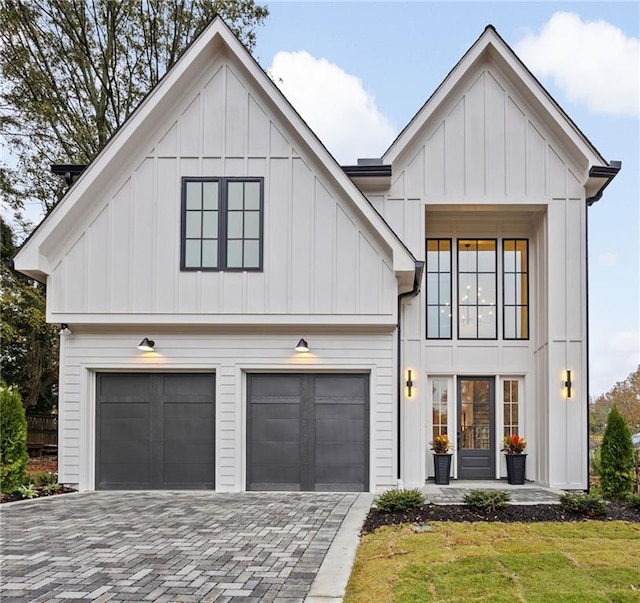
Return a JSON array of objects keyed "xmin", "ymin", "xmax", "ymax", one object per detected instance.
[
  {"xmin": 180, "ymin": 176, "xmax": 264, "ymax": 272},
  {"xmin": 457, "ymin": 239, "xmax": 498, "ymax": 341},
  {"xmin": 426, "ymin": 238, "xmax": 453, "ymax": 340},
  {"xmin": 502, "ymin": 239, "xmax": 530, "ymax": 341}
]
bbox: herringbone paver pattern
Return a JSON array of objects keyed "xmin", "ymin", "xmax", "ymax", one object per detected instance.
[{"xmin": 0, "ymin": 491, "xmax": 358, "ymax": 602}]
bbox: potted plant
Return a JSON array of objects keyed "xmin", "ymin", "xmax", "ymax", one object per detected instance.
[
  {"xmin": 430, "ymin": 434, "xmax": 453, "ymax": 485},
  {"xmin": 502, "ymin": 434, "xmax": 527, "ymax": 484}
]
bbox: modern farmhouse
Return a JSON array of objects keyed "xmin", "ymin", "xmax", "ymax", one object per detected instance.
[{"xmin": 15, "ymin": 18, "xmax": 620, "ymax": 492}]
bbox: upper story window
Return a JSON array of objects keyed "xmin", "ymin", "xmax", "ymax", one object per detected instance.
[
  {"xmin": 181, "ymin": 177, "xmax": 263, "ymax": 271},
  {"xmin": 426, "ymin": 237, "xmax": 529, "ymax": 341}
]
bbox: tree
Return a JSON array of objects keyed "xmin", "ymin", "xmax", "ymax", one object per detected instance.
[
  {"xmin": 0, "ymin": 0, "xmax": 268, "ymax": 235},
  {"xmin": 0, "ymin": 387, "xmax": 29, "ymax": 493},
  {"xmin": 599, "ymin": 406, "xmax": 635, "ymax": 499},
  {"xmin": 590, "ymin": 366, "xmax": 640, "ymax": 437},
  {"xmin": 1, "ymin": 218, "xmax": 59, "ymax": 412}
]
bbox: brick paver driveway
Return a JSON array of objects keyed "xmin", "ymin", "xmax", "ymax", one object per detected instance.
[{"xmin": 1, "ymin": 491, "xmax": 359, "ymax": 602}]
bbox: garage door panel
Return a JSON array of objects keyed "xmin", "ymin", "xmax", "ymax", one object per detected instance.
[
  {"xmin": 247, "ymin": 373, "xmax": 368, "ymax": 492},
  {"xmin": 97, "ymin": 373, "xmax": 215, "ymax": 490}
]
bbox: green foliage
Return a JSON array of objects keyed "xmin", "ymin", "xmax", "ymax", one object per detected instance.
[
  {"xmin": 0, "ymin": 0, "xmax": 269, "ymax": 227},
  {"xmin": 1, "ymin": 218, "xmax": 59, "ymax": 412},
  {"xmin": 0, "ymin": 388, "xmax": 29, "ymax": 493},
  {"xmin": 17, "ymin": 483, "xmax": 39, "ymax": 499},
  {"xmin": 375, "ymin": 489, "xmax": 425, "ymax": 513},
  {"xmin": 590, "ymin": 365, "xmax": 640, "ymax": 437},
  {"xmin": 28, "ymin": 471, "xmax": 58, "ymax": 487},
  {"xmin": 42, "ymin": 482, "xmax": 61, "ymax": 495},
  {"xmin": 463, "ymin": 489, "xmax": 511, "ymax": 512},
  {"xmin": 600, "ymin": 406, "xmax": 635, "ymax": 499},
  {"xmin": 559, "ymin": 492, "xmax": 607, "ymax": 517},
  {"xmin": 626, "ymin": 493, "xmax": 640, "ymax": 510},
  {"xmin": 590, "ymin": 445, "xmax": 602, "ymax": 478}
]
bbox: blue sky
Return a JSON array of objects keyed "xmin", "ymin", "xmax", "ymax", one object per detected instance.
[{"xmin": 254, "ymin": 1, "xmax": 639, "ymax": 396}]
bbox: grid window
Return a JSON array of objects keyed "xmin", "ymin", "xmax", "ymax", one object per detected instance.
[
  {"xmin": 181, "ymin": 178, "xmax": 263, "ymax": 271},
  {"xmin": 432, "ymin": 378, "xmax": 449, "ymax": 443},
  {"xmin": 503, "ymin": 239, "xmax": 529, "ymax": 339},
  {"xmin": 458, "ymin": 240, "xmax": 497, "ymax": 339},
  {"xmin": 426, "ymin": 239, "xmax": 452, "ymax": 339},
  {"xmin": 503, "ymin": 379, "xmax": 519, "ymax": 438}
]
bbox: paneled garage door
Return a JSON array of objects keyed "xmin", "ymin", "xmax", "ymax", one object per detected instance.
[
  {"xmin": 247, "ymin": 374, "xmax": 369, "ymax": 491},
  {"xmin": 96, "ymin": 373, "xmax": 215, "ymax": 490}
]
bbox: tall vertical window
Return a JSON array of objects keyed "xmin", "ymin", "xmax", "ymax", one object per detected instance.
[
  {"xmin": 426, "ymin": 239, "xmax": 452, "ymax": 338},
  {"xmin": 458, "ymin": 240, "xmax": 497, "ymax": 339},
  {"xmin": 431, "ymin": 378, "xmax": 449, "ymax": 443},
  {"xmin": 503, "ymin": 379, "xmax": 519, "ymax": 437},
  {"xmin": 181, "ymin": 177, "xmax": 263, "ymax": 271},
  {"xmin": 503, "ymin": 240, "xmax": 529, "ymax": 339}
]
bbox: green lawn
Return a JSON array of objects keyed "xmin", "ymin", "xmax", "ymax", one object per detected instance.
[{"xmin": 344, "ymin": 522, "xmax": 640, "ymax": 603}]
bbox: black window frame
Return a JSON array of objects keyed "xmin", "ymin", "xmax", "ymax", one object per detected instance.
[
  {"xmin": 426, "ymin": 238, "xmax": 453, "ymax": 340},
  {"xmin": 502, "ymin": 239, "xmax": 530, "ymax": 340},
  {"xmin": 457, "ymin": 239, "xmax": 498, "ymax": 340},
  {"xmin": 180, "ymin": 176, "xmax": 264, "ymax": 272}
]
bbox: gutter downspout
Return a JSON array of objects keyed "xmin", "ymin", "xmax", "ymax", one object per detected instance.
[{"xmin": 397, "ymin": 261, "xmax": 425, "ymax": 485}]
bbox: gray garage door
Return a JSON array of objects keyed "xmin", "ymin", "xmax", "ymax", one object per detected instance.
[
  {"xmin": 247, "ymin": 374, "xmax": 368, "ymax": 491},
  {"xmin": 96, "ymin": 373, "xmax": 215, "ymax": 490}
]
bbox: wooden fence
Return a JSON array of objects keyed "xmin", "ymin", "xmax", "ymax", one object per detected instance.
[{"xmin": 26, "ymin": 414, "xmax": 58, "ymax": 446}]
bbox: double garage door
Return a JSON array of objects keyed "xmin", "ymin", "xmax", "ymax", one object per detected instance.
[{"xmin": 96, "ymin": 372, "xmax": 368, "ymax": 491}]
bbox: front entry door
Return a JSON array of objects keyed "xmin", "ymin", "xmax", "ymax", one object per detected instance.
[{"xmin": 457, "ymin": 377, "xmax": 495, "ymax": 479}]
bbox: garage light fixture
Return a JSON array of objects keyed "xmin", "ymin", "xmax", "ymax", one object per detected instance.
[
  {"xmin": 562, "ymin": 370, "xmax": 573, "ymax": 399},
  {"xmin": 295, "ymin": 338, "xmax": 309, "ymax": 353},
  {"xmin": 59, "ymin": 323, "xmax": 72, "ymax": 335},
  {"xmin": 138, "ymin": 338, "xmax": 155, "ymax": 352}
]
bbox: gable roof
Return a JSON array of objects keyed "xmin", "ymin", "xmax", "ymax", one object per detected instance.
[
  {"xmin": 383, "ymin": 24, "xmax": 619, "ymax": 198},
  {"xmin": 15, "ymin": 17, "xmax": 416, "ymax": 285}
]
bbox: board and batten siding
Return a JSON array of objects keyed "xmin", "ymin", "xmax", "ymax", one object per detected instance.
[
  {"xmin": 47, "ymin": 48, "xmax": 396, "ymax": 321},
  {"xmin": 59, "ymin": 331, "xmax": 396, "ymax": 492}
]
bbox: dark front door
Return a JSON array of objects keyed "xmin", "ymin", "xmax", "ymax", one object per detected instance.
[
  {"xmin": 457, "ymin": 377, "xmax": 495, "ymax": 479},
  {"xmin": 247, "ymin": 374, "xmax": 369, "ymax": 491},
  {"xmin": 96, "ymin": 373, "xmax": 215, "ymax": 490}
]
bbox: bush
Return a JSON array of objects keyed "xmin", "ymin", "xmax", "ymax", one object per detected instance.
[
  {"xmin": 376, "ymin": 488, "xmax": 425, "ymax": 512},
  {"xmin": 0, "ymin": 388, "xmax": 29, "ymax": 493},
  {"xmin": 463, "ymin": 489, "xmax": 511, "ymax": 512},
  {"xmin": 28, "ymin": 471, "xmax": 58, "ymax": 487},
  {"xmin": 600, "ymin": 407, "xmax": 635, "ymax": 499},
  {"xmin": 17, "ymin": 483, "xmax": 39, "ymax": 499},
  {"xmin": 560, "ymin": 492, "xmax": 607, "ymax": 517},
  {"xmin": 627, "ymin": 493, "xmax": 640, "ymax": 511}
]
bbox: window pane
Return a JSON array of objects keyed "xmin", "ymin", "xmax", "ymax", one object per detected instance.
[
  {"xmin": 426, "ymin": 242, "xmax": 439, "ymax": 271},
  {"xmin": 227, "ymin": 211, "xmax": 243, "ymax": 238},
  {"xmin": 516, "ymin": 240, "xmax": 528, "ymax": 271},
  {"xmin": 503, "ymin": 405, "xmax": 511, "ymax": 425},
  {"xmin": 186, "ymin": 211, "xmax": 201, "ymax": 238},
  {"xmin": 518, "ymin": 307, "xmax": 529, "ymax": 338},
  {"xmin": 477, "ymin": 274, "xmax": 495, "ymax": 305},
  {"xmin": 459, "ymin": 274, "xmax": 477, "ymax": 304},
  {"xmin": 228, "ymin": 182, "xmax": 244, "ymax": 209},
  {"xmin": 186, "ymin": 181, "xmax": 202, "ymax": 210},
  {"xmin": 202, "ymin": 182, "xmax": 219, "ymax": 209},
  {"xmin": 439, "ymin": 308, "xmax": 452, "ymax": 337},
  {"xmin": 227, "ymin": 240, "xmax": 243, "ymax": 267},
  {"xmin": 244, "ymin": 211, "xmax": 260, "ymax": 238},
  {"xmin": 504, "ymin": 307, "xmax": 516, "ymax": 339},
  {"xmin": 202, "ymin": 240, "xmax": 218, "ymax": 268},
  {"xmin": 477, "ymin": 240, "xmax": 496, "ymax": 271},
  {"xmin": 244, "ymin": 240, "xmax": 260, "ymax": 267},
  {"xmin": 459, "ymin": 306, "xmax": 477, "ymax": 338},
  {"xmin": 184, "ymin": 240, "xmax": 201, "ymax": 267},
  {"xmin": 427, "ymin": 273, "xmax": 439, "ymax": 304},
  {"xmin": 202, "ymin": 211, "xmax": 218, "ymax": 238},
  {"xmin": 244, "ymin": 182, "xmax": 261, "ymax": 210},
  {"xmin": 458, "ymin": 240, "xmax": 476, "ymax": 271},
  {"xmin": 519, "ymin": 275, "xmax": 528, "ymax": 305},
  {"xmin": 427, "ymin": 306, "xmax": 439, "ymax": 337},
  {"xmin": 504, "ymin": 273, "xmax": 515, "ymax": 305},
  {"xmin": 439, "ymin": 274, "xmax": 451, "ymax": 304},
  {"xmin": 478, "ymin": 312, "xmax": 496, "ymax": 338}
]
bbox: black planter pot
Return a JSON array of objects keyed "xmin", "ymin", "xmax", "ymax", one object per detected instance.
[
  {"xmin": 505, "ymin": 453, "xmax": 527, "ymax": 485},
  {"xmin": 433, "ymin": 453, "xmax": 452, "ymax": 485}
]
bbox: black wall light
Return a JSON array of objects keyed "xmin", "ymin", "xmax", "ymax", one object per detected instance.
[
  {"xmin": 138, "ymin": 338, "xmax": 155, "ymax": 352},
  {"xmin": 406, "ymin": 369, "xmax": 414, "ymax": 398},
  {"xmin": 562, "ymin": 370, "xmax": 573, "ymax": 399},
  {"xmin": 295, "ymin": 338, "xmax": 309, "ymax": 352}
]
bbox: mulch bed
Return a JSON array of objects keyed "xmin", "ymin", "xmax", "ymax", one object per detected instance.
[{"xmin": 362, "ymin": 501, "xmax": 640, "ymax": 533}]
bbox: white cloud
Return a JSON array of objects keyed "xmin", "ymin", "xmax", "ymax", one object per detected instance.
[
  {"xmin": 269, "ymin": 51, "xmax": 396, "ymax": 164},
  {"xmin": 515, "ymin": 12, "xmax": 640, "ymax": 117},
  {"xmin": 590, "ymin": 329, "xmax": 640, "ymax": 396}
]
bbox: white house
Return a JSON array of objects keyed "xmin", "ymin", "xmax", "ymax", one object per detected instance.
[{"xmin": 14, "ymin": 18, "xmax": 619, "ymax": 492}]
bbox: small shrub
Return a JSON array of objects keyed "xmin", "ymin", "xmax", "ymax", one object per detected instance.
[
  {"xmin": 28, "ymin": 471, "xmax": 58, "ymax": 487},
  {"xmin": 42, "ymin": 482, "xmax": 61, "ymax": 495},
  {"xmin": 376, "ymin": 488, "xmax": 425, "ymax": 512},
  {"xmin": 463, "ymin": 489, "xmax": 511, "ymax": 512},
  {"xmin": 560, "ymin": 492, "xmax": 607, "ymax": 517},
  {"xmin": 600, "ymin": 407, "xmax": 635, "ymax": 499},
  {"xmin": 626, "ymin": 493, "xmax": 640, "ymax": 511},
  {"xmin": 17, "ymin": 483, "xmax": 39, "ymax": 499},
  {"xmin": 0, "ymin": 388, "xmax": 29, "ymax": 493}
]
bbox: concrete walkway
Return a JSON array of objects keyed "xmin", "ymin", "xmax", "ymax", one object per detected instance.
[
  {"xmin": 0, "ymin": 491, "xmax": 372, "ymax": 602},
  {"xmin": 421, "ymin": 480, "xmax": 564, "ymax": 504}
]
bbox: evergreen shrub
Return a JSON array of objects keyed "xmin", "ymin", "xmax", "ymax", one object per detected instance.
[
  {"xmin": 0, "ymin": 388, "xmax": 29, "ymax": 493},
  {"xmin": 600, "ymin": 407, "xmax": 635, "ymax": 499},
  {"xmin": 376, "ymin": 488, "xmax": 425, "ymax": 512}
]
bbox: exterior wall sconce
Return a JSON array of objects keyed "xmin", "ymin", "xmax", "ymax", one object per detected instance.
[
  {"xmin": 138, "ymin": 338, "xmax": 155, "ymax": 352},
  {"xmin": 59, "ymin": 323, "xmax": 72, "ymax": 335},
  {"xmin": 406, "ymin": 369, "xmax": 414, "ymax": 399},
  {"xmin": 295, "ymin": 338, "xmax": 309, "ymax": 352},
  {"xmin": 562, "ymin": 370, "xmax": 573, "ymax": 399}
]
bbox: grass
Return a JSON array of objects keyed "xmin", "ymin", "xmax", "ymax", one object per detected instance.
[{"xmin": 344, "ymin": 521, "xmax": 640, "ymax": 602}]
